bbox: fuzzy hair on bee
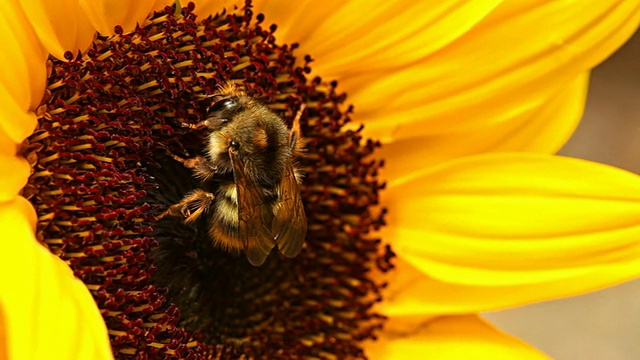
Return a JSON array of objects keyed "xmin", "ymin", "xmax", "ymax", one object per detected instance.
[{"xmin": 158, "ymin": 82, "xmax": 307, "ymax": 266}]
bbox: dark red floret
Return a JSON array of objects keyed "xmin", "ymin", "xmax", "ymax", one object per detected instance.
[{"xmin": 24, "ymin": 2, "xmax": 392, "ymax": 359}]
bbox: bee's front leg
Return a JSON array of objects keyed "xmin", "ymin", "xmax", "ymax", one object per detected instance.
[
  {"xmin": 167, "ymin": 152, "xmax": 218, "ymax": 180},
  {"xmin": 180, "ymin": 120, "xmax": 208, "ymax": 130},
  {"xmin": 156, "ymin": 189, "xmax": 215, "ymax": 223}
]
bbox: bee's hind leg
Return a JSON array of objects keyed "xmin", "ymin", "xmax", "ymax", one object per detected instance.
[{"xmin": 156, "ymin": 189, "xmax": 215, "ymax": 223}]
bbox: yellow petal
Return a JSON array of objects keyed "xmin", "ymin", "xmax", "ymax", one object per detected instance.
[
  {"xmin": 0, "ymin": 3, "xmax": 47, "ymax": 113},
  {"xmin": 379, "ymin": 72, "xmax": 587, "ymax": 179},
  {"xmin": 17, "ymin": 0, "xmax": 96, "ymax": 60},
  {"xmin": 253, "ymin": 0, "xmax": 501, "ymax": 75},
  {"xmin": 365, "ymin": 314, "xmax": 549, "ymax": 359},
  {"xmin": 384, "ymin": 153, "xmax": 640, "ymax": 288},
  {"xmin": 0, "ymin": 197, "xmax": 112, "ymax": 359},
  {"xmin": 78, "ymin": 0, "xmax": 162, "ymax": 35},
  {"xmin": 154, "ymin": 0, "xmax": 174, "ymax": 10},
  {"xmin": 190, "ymin": 0, "xmax": 241, "ymax": 15},
  {"xmin": 381, "ymin": 257, "xmax": 640, "ymax": 316},
  {"xmin": 0, "ymin": 153, "xmax": 30, "ymax": 203},
  {"xmin": 0, "ymin": 91, "xmax": 39, "ymax": 146},
  {"xmin": 348, "ymin": 0, "xmax": 640, "ymax": 141},
  {"xmin": 0, "ymin": 305, "xmax": 7, "ymax": 359}
]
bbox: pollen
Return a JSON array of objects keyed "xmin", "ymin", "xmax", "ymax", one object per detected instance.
[{"xmin": 22, "ymin": 2, "xmax": 392, "ymax": 358}]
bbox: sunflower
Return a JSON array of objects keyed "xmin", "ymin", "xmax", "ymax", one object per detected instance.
[{"xmin": 2, "ymin": 0, "xmax": 640, "ymax": 359}]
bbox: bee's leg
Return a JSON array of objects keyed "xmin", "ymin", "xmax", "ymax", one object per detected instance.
[
  {"xmin": 166, "ymin": 152, "xmax": 218, "ymax": 179},
  {"xmin": 192, "ymin": 161, "xmax": 218, "ymax": 180},
  {"xmin": 156, "ymin": 202, "xmax": 187, "ymax": 221},
  {"xmin": 180, "ymin": 120, "xmax": 209, "ymax": 130},
  {"xmin": 165, "ymin": 151, "xmax": 199, "ymax": 167},
  {"xmin": 180, "ymin": 156, "xmax": 218, "ymax": 180},
  {"xmin": 182, "ymin": 189, "xmax": 216, "ymax": 224},
  {"xmin": 289, "ymin": 103, "xmax": 306, "ymax": 153},
  {"xmin": 156, "ymin": 189, "xmax": 215, "ymax": 222}
]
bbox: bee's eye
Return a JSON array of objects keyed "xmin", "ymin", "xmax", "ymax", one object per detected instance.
[
  {"xmin": 209, "ymin": 98, "xmax": 237, "ymax": 114},
  {"xmin": 206, "ymin": 98, "xmax": 239, "ymax": 130},
  {"xmin": 229, "ymin": 140, "xmax": 240, "ymax": 151}
]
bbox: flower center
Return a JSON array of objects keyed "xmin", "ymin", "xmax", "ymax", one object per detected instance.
[{"xmin": 23, "ymin": 2, "xmax": 392, "ymax": 358}]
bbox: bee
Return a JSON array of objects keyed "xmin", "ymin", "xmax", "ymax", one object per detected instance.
[{"xmin": 158, "ymin": 82, "xmax": 307, "ymax": 266}]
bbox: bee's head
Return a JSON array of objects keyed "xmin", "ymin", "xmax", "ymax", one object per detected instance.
[
  {"xmin": 203, "ymin": 96, "xmax": 241, "ymax": 129},
  {"xmin": 206, "ymin": 106, "xmax": 290, "ymax": 184},
  {"xmin": 202, "ymin": 94, "xmax": 251, "ymax": 174},
  {"xmin": 202, "ymin": 82, "xmax": 252, "ymax": 128}
]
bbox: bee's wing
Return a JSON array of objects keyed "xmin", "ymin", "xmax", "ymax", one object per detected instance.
[
  {"xmin": 272, "ymin": 164, "xmax": 307, "ymax": 258},
  {"xmin": 229, "ymin": 149, "xmax": 276, "ymax": 266}
]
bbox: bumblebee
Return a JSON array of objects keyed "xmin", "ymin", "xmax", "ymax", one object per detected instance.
[{"xmin": 159, "ymin": 82, "xmax": 307, "ymax": 266}]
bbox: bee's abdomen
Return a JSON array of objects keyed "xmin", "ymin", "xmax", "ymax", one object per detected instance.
[
  {"xmin": 207, "ymin": 181, "xmax": 280, "ymax": 252},
  {"xmin": 213, "ymin": 183, "xmax": 239, "ymax": 226},
  {"xmin": 209, "ymin": 182, "xmax": 242, "ymax": 251}
]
